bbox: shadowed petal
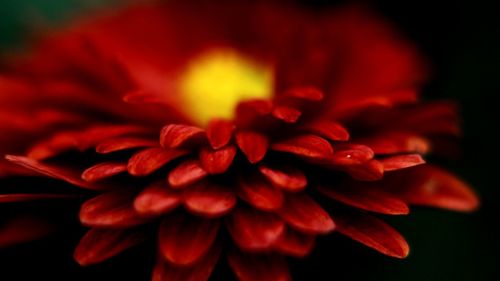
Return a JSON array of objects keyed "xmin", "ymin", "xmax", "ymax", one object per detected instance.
[
  {"xmin": 96, "ymin": 136, "xmax": 157, "ymax": 154},
  {"xmin": 273, "ymin": 227, "xmax": 315, "ymax": 257},
  {"xmin": 259, "ymin": 164, "xmax": 307, "ymax": 192},
  {"xmin": 272, "ymin": 135, "xmax": 334, "ymax": 160},
  {"xmin": 0, "ymin": 216, "xmax": 54, "ymax": 247},
  {"xmin": 359, "ymin": 132, "xmax": 430, "ymax": 155},
  {"xmin": 272, "ymin": 106, "xmax": 301, "ymax": 123},
  {"xmin": 236, "ymin": 131, "xmax": 269, "ymax": 163},
  {"xmin": 184, "ymin": 182, "xmax": 236, "ymax": 218},
  {"xmin": 160, "ymin": 124, "xmax": 205, "ymax": 149},
  {"xmin": 346, "ymin": 159, "xmax": 384, "ymax": 181},
  {"xmin": 128, "ymin": 147, "xmax": 188, "ymax": 176},
  {"xmin": 0, "ymin": 194, "xmax": 77, "ymax": 202},
  {"xmin": 278, "ymin": 194, "xmax": 335, "ymax": 234},
  {"xmin": 206, "ymin": 119, "xmax": 234, "ymax": 149},
  {"xmin": 300, "ymin": 120, "xmax": 349, "ymax": 141},
  {"xmin": 237, "ymin": 175, "xmax": 284, "ymax": 211},
  {"xmin": 228, "ymin": 250, "xmax": 291, "ymax": 281},
  {"xmin": 134, "ymin": 182, "xmax": 182, "ymax": 216}
]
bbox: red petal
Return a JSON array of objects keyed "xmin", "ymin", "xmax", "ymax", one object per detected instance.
[
  {"xmin": 272, "ymin": 106, "xmax": 302, "ymax": 123},
  {"xmin": 278, "ymin": 194, "xmax": 335, "ymax": 234},
  {"xmin": 80, "ymin": 191, "xmax": 148, "ymax": 227},
  {"xmin": 128, "ymin": 147, "xmax": 187, "ymax": 176},
  {"xmin": 381, "ymin": 154, "xmax": 425, "ymax": 172},
  {"xmin": 0, "ymin": 194, "xmax": 76, "ymax": 202},
  {"xmin": 133, "ymin": 182, "xmax": 181, "ymax": 216},
  {"xmin": 159, "ymin": 215, "xmax": 220, "ymax": 266},
  {"xmin": 330, "ymin": 144, "xmax": 374, "ymax": 166},
  {"xmin": 317, "ymin": 184, "xmax": 409, "ymax": 215},
  {"xmin": 74, "ymin": 228, "xmax": 145, "ymax": 266},
  {"xmin": 273, "ymin": 227, "xmax": 315, "ymax": 257},
  {"xmin": 5, "ymin": 155, "xmax": 99, "ymax": 190},
  {"xmin": 227, "ymin": 207, "xmax": 285, "ymax": 251},
  {"xmin": 301, "ymin": 120, "xmax": 350, "ymax": 141},
  {"xmin": 153, "ymin": 245, "xmax": 221, "ymax": 281},
  {"xmin": 359, "ymin": 132, "xmax": 430, "ymax": 155},
  {"xmin": 228, "ymin": 250, "xmax": 291, "ymax": 281},
  {"xmin": 395, "ymin": 165, "xmax": 479, "ymax": 212},
  {"xmin": 0, "ymin": 216, "xmax": 53, "ymax": 247},
  {"xmin": 332, "ymin": 211, "xmax": 409, "ymax": 258},
  {"xmin": 199, "ymin": 145, "xmax": 236, "ymax": 174},
  {"xmin": 346, "ymin": 160, "xmax": 384, "ymax": 181},
  {"xmin": 96, "ymin": 137, "xmax": 157, "ymax": 154},
  {"xmin": 160, "ymin": 124, "xmax": 205, "ymax": 149},
  {"xmin": 168, "ymin": 160, "xmax": 208, "ymax": 188},
  {"xmin": 271, "ymin": 135, "xmax": 334, "ymax": 160},
  {"xmin": 184, "ymin": 182, "xmax": 236, "ymax": 218},
  {"xmin": 236, "ymin": 131, "xmax": 269, "ymax": 163},
  {"xmin": 259, "ymin": 164, "xmax": 307, "ymax": 192},
  {"xmin": 237, "ymin": 175, "xmax": 284, "ymax": 211},
  {"xmin": 235, "ymin": 99, "xmax": 273, "ymax": 127},
  {"xmin": 82, "ymin": 162, "xmax": 127, "ymax": 182},
  {"xmin": 206, "ymin": 119, "xmax": 235, "ymax": 149},
  {"xmin": 283, "ymin": 86, "xmax": 324, "ymax": 101}
]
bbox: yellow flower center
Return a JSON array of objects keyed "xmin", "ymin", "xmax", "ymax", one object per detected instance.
[{"xmin": 179, "ymin": 49, "xmax": 273, "ymax": 126}]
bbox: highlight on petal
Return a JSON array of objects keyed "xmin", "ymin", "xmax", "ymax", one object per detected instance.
[
  {"xmin": 237, "ymin": 174, "xmax": 284, "ymax": 211},
  {"xmin": 236, "ymin": 131, "xmax": 269, "ymax": 163},
  {"xmin": 0, "ymin": 216, "xmax": 54, "ymax": 248},
  {"xmin": 80, "ymin": 190, "xmax": 149, "ymax": 227},
  {"xmin": 317, "ymin": 184, "xmax": 409, "ymax": 215},
  {"xmin": 128, "ymin": 147, "xmax": 188, "ymax": 176},
  {"xmin": 159, "ymin": 215, "xmax": 220, "ymax": 266},
  {"xmin": 227, "ymin": 207, "xmax": 285, "ymax": 251},
  {"xmin": 381, "ymin": 154, "xmax": 425, "ymax": 172},
  {"xmin": 278, "ymin": 194, "xmax": 335, "ymax": 234},
  {"xmin": 272, "ymin": 135, "xmax": 334, "ymax": 160},
  {"xmin": 153, "ymin": 244, "xmax": 221, "ymax": 281},
  {"xmin": 5, "ymin": 155, "xmax": 99, "ymax": 190},
  {"xmin": 330, "ymin": 144, "xmax": 374, "ymax": 166},
  {"xmin": 168, "ymin": 160, "xmax": 208, "ymax": 188},
  {"xmin": 272, "ymin": 106, "xmax": 302, "ymax": 123},
  {"xmin": 74, "ymin": 228, "xmax": 145, "ymax": 266},
  {"xmin": 228, "ymin": 250, "xmax": 292, "ymax": 281},
  {"xmin": 359, "ymin": 132, "xmax": 430, "ymax": 155},
  {"xmin": 273, "ymin": 227, "xmax": 315, "ymax": 257},
  {"xmin": 160, "ymin": 124, "xmax": 205, "ymax": 149},
  {"xmin": 183, "ymin": 182, "xmax": 236, "ymax": 218},
  {"xmin": 82, "ymin": 162, "xmax": 127, "ymax": 182},
  {"xmin": 332, "ymin": 211, "xmax": 409, "ymax": 258},
  {"xmin": 259, "ymin": 164, "xmax": 307, "ymax": 192},
  {"xmin": 300, "ymin": 120, "xmax": 350, "ymax": 141},
  {"xmin": 96, "ymin": 136, "xmax": 157, "ymax": 154},
  {"xmin": 199, "ymin": 145, "xmax": 236, "ymax": 174},
  {"xmin": 206, "ymin": 119, "xmax": 235, "ymax": 149},
  {"xmin": 134, "ymin": 182, "xmax": 182, "ymax": 216}
]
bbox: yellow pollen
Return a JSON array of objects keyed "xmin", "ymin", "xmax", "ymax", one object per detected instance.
[{"xmin": 179, "ymin": 49, "xmax": 273, "ymax": 126}]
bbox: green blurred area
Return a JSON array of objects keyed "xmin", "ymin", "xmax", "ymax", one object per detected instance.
[{"xmin": 0, "ymin": 1, "xmax": 498, "ymax": 281}]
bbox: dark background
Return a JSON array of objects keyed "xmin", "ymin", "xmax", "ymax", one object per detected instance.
[{"xmin": 1, "ymin": 0, "xmax": 499, "ymax": 280}]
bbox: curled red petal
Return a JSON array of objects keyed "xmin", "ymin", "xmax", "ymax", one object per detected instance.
[
  {"xmin": 160, "ymin": 124, "xmax": 205, "ymax": 149},
  {"xmin": 332, "ymin": 211, "xmax": 409, "ymax": 258},
  {"xmin": 74, "ymin": 228, "xmax": 145, "ymax": 266},
  {"xmin": 206, "ymin": 119, "xmax": 235, "ymax": 149},
  {"xmin": 381, "ymin": 154, "xmax": 425, "ymax": 172},
  {"xmin": 168, "ymin": 160, "xmax": 208, "ymax": 188},
  {"xmin": 152, "ymin": 244, "xmax": 221, "ymax": 281},
  {"xmin": 80, "ymin": 190, "xmax": 149, "ymax": 227},
  {"xmin": 272, "ymin": 135, "xmax": 334, "ymax": 160},
  {"xmin": 228, "ymin": 250, "xmax": 291, "ymax": 281},
  {"xmin": 258, "ymin": 164, "xmax": 307, "ymax": 192},
  {"xmin": 134, "ymin": 182, "xmax": 181, "ymax": 216},
  {"xmin": 300, "ymin": 120, "xmax": 350, "ymax": 141},
  {"xmin": 159, "ymin": 215, "xmax": 220, "ymax": 266},
  {"xmin": 82, "ymin": 162, "xmax": 127, "ymax": 182},
  {"xmin": 184, "ymin": 182, "xmax": 236, "ymax": 218},
  {"xmin": 317, "ymin": 184, "xmax": 409, "ymax": 215},
  {"xmin": 5, "ymin": 155, "xmax": 99, "ymax": 190},
  {"xmin": 237, "ymin": 175, "xmax": 284, "ymax": 211},
  {"xmin": 199, "ymin": 145, "xmax": 236, "ymax": 174},
  {"xmin": 278, "ymin": 194, "xmax": 335, "ymax": 234},
  {"xmin": 128, "ymin": 147, "xmax": 188, "ymax": 176},
  {"xmin": 273, "ymin": 227, "xmax": 315, "ymax": 257},
  {"xmin": 236, "ymin": 131, "xmax": 269, "ymax": 163},
  {"xmin": 96, "ymin": 136, "xmax": 157, "ymax": 154},
  {"xmin": 227, "ymin": 207, "xmax": 285, "ymax": 251},
  {"xmin": 272, "ymin": 106, "xmax": 302, "ymax": 123}
]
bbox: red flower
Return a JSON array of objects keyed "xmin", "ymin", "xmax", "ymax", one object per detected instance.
[{"xmin": 0, "ymin": 1, "xmax": 478, "ymax": 281}]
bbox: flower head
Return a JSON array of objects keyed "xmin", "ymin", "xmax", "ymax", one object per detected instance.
[{"xmin": 0, "ymin": 1, "xmax": 478, "ymax": 280}]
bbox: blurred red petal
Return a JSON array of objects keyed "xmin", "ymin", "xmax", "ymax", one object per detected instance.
[
  {"xmin": 238, "ymin": 175, "xmax": 284, "ymax": 211},
  {"xmin": 159, "ymin": 215, "xmax": 219, "ymax": 266},
  {"xmin": 330, "ymin": 144, "xmax": 374, "ymax": 166},
  {"xmin": 332, "ymin": 211, "xmax": 409, "ymax": 258},
  {"xmin": 0, "ymin": 194, "xmax": 76, "ymax": 202},
  {"xmin": 273, "ymin": 227, "xmax": 315, "ymax": 257},
  {"xmin": 96, "ymin": 136, "xmax": 157, "ymax": 154},
  {"xmin": 259, "ymin": 164, "xmax": 307, "ymax": 192},
  {"xmin": 282, "ymin": 86, "xmax": 324, "ymax": 101},
  {"xmin": 82, "ymin": 162, "xmax": 127, "ymax": 182},
  {"xmin": 168, "ymin": 160, "xmax": 208, "ymax": 188},
  {"xmin": 272, "ymin": 106, "xmax": 302, "ymax": 123},
  {"xmin": 160, "ymin": 124, "xmax": 205, "ymax": 149},
  {"xmin": 272, "ymin": 135, "xmax": 334, "ymax": 160},
  {"xmin": 278, "ymin": 194, "xmax": 335, "ymax": 234},
  {"xmin": 134, "ymin": 182, "xmax": 181, "ymax": 216},
  {"xmin": 199, "ymin": 145, "xmax": 236, "ymax": 174},
  {"xmin": 0, "ymin": 216, "xmax": 54, "ymax": 248},
  {"xmin": 228, "ymin": 250, "xmax": 291, "ymax": 281},
  {"xmin": 128, "ymin": 147, "xmax": 187, "ymax": 176},
  {"xmin": 359, "ymin": 132, "xmax": 430, "ymax": 155},
  {"xmin": 346, "ymin": 159, "xmax": 384, "ymax": 181},
  {"xmin": 236, "ymin": 131, "xmax": 269, "ymax": 163},
  {"xmin": 227, "ymin": 207, "xmax": 285, "ymax": 251},
  {"xmin": 74, "ymin": 228, "xmax": 145, "ymax": 266},
  {"xmin": 381, "ymin": 154, "xmax": 425, "ymax": 171},
  {"xmin": 206, "ymin": 119, "xmax": 235, "ymax": 149},
  {"xmin": 184, "ymin": 182, "xmax": 236, "ymax": 218},
  {"xmin": 300, "ymin": 120, "xmax": 350, "ymax": 141}
]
